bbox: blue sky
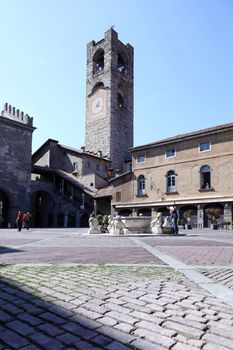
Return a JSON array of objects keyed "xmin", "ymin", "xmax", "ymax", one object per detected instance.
[{"xmin": 0, "ymin": 0, "xmax": 232, "ymax": 152}]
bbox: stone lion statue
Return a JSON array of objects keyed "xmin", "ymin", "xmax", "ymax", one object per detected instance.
[{"xmin": 88, "ymin": 216, "xmax": 100, "ymax": 234}]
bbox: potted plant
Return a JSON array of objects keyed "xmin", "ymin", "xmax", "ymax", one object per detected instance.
[
  {"xmin": 205, "ymin": 207, "xmax": 221, "ymax": 229},
  {"xmin": 102, "ymin": 215, "xmax": 109, "ymax": 233},
  {"xmin": 96, "ymin": 214, "xmax": 108, "ymax": 233}
]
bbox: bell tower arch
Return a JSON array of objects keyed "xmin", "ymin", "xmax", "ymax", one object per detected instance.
[{"xmin": 85, "ymin": 28, "xmax": 134, "ymax": 172}]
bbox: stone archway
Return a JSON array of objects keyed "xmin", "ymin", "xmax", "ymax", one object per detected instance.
[
  {"xmin": 179, "ymin": 205, "xmax": 197, "ymax": 227},
  {"xmin": 0, "ymin": 189, "xmax": 10, "ymax": 228},
  {"xmin": 31, "ymin": 190, "xmax": 54, "ymax": 227},
  {"xmin": 68, "ymin": 213, "xmax": 76, "ymax": 227},
  {"xmin": 80, "ymin": 214, "xmax": 89, "ymax": 227},
  {"xmin": 203, "ymin": 203, "xmax": 224, "ymax": 228},
  {"xmin": 118, "ymin": 209, "xmax": 132, "ymax": 217},
  {"xmin": 138, "ymin": 208, "xmax": 151, "ymax": 217}
]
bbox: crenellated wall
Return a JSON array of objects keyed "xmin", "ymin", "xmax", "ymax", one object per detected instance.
[
  {"xmin": 1, "ymin": 103, "xmax": 33, "ymax": 126},
  {"xmin": 0, "ymin": 103, "xmax": 35, "ymax": 226}
]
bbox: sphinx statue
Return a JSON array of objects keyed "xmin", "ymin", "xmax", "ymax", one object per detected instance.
[
  {"xmin": 150, "ymin": 212, "xmax": 163, "ymax": 235},
  {"xmin": 109, "ymin": 215, "xmax": 124, "ymax": 235},
  {"xmin": 88, "ymin": 216, "xmax": 100, "ymax": 234}
]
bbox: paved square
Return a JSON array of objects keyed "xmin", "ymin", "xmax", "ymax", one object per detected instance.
[{"xmin": 0, "ymin": 228, "xmax": 233, "ymax": 349}]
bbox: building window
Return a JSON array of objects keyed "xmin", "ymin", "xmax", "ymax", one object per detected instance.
[
  {"xmin": 118, "ymin": 93, "xmax": 124, "ymax": 107},
  {"xmin": 93, "ymin": 49, "xmax": 104, "ymax": 74},
  {"xmin": 73, "ymin": 162, "xmax": 78, "ymax": 171},
  {"xmin": 137, "ymin": 175, "xmax": 146, "ymax": 195},
  {"xmin": 137, "ymin": 155, "xmax": 146, "ymax": 164},
  {"xmin": 116, "ymin": 192, "xmax": 121, "ymax": 202},
  {"xmin": 199, "ymin": 141, "xmax": 211, "ymax": 152},
  {"xmin": 165, "ymin": 148, "xmax": 176, "ymax": 158},
  {"xmin": 167, "ymin": 170, "xmax": 176, "ymax": 193},
  {"xmin": 200, "ymin": 165, "xmax": 211, "ymax": 189},
  {"xmin": 117, "ymin": 53, "xmax": 127, "ymax": 73}
]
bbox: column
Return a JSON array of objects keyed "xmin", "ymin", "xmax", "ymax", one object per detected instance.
[
  {"xmin": 224, "ymin": 203, "xmax": 232, "ymax": 229},
  {"xmin": 197, "ymin": 205, "xmax": 204, "ymax": 229}
]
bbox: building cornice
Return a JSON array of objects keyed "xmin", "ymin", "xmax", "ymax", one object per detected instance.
[
  {"xmin": 113, "ymin": 195, "xmax": 233, "ymax": 208},
  {"xmin": 130, "ymin": 123, "xmax": 233, "ymax": 152}
]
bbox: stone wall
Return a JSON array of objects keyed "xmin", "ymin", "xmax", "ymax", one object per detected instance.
[{"xmin": 0, "ymin": 104, "xmax": 35, "ymax": 225}]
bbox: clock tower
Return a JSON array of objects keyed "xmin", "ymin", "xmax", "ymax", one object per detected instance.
[{"xmin": 85, "ymin": 28, "xmax": 134, "ymax": 172}]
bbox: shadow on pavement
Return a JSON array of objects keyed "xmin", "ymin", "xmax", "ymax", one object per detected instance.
[
  {"xmin": 0, "ymin": 247, "xmax": 23, "ymax": 255},
  {"xmin": 0, "ymin": 274, "xmax": 133, "ymax": 350}
]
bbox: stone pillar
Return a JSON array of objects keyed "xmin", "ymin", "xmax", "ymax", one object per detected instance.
[
  {"xmin": 64, "ymin": 210, "xmax": 68, "ymax": 228},
  {"xmin": 197, "ymin": 205, "xmax": 204, "ymax": 229},
  {"xmin": 61, "ymin": 179, "xmax": 64, "ymax": 196},
  {"xmin": 224, "ymin": 203, "xmax": 232, "ymax": 226}
]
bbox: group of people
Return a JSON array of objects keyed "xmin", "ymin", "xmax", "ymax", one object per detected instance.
[{"xmin": 16, "ymin": 211, "xmax": 31, "ymax": 231}]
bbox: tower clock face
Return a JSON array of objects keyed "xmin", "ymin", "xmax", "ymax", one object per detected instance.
[
  {"xmin": 88, "ymin": 88, "xmax": 107, "ymax": 122},
  {"xmin": 91, "ymin": 97, "xmax": 104, "ymax": 114}
]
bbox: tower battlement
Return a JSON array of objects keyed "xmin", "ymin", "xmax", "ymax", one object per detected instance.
[{"xmin": 1, "ymin": 103, "xmax": 33, "ymax": 126}]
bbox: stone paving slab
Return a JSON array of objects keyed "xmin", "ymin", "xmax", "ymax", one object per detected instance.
[
  {"xmin": 143, "ymin": 237, "xmax": 233, "ymax": 247},
  {"xmin": 0, "ymin": 246, "xmax": 165, "ymax": 264},
  {"xmin": 153, "ymin": 246, "xmax": 233, "ymax": 265},
  {"xmin": 0, "ymin": 265, "xmax": 233, "ymax": 350}
]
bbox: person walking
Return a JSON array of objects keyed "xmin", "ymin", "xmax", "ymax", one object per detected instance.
[
  {"xmin": 170, "ymin": 206, "xmax": 179, "ymax": 235},
  {"xmin": 16, "ymin": 211, "xmax": 24, "ymax": 232},
  {"xmin": 23, "ymin": 212, "xmax": 31, "ymax": 230}
]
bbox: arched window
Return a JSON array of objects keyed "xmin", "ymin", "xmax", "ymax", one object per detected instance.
[
  {"xmin": 200, "ymin": 165, "xmax": 211, "ymax": 189},
  {"xmin": 93, "ymin": 49, "xmax": 104, "ymax": 74},
  {"xmin": 118, "ymin": 93, "xmax": 124, "ymax": 107},
  {"xmin": 117, "ymin": 53, "xmax": 127, "ymax": 73},
  {"xmin": 92, "ymin": 82, "xmax": 104, "ymax": 93},
  {"xmin": 167, "ymin": 170, "xmax": 176, "ymax": 193},
  {"xmin": 137, "ymin": 175, "xmax": 146, "ymax": 195}
]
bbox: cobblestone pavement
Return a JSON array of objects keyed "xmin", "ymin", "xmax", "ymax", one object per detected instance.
[
  {"xmin": 142, "ymin": 236, "xmax": 233, "ymax": 265},
  {"xmin": 0, "ymin": 228, "xmax": 233, "ymax": 349},
  {"xmin": 1, "ymin": 265, "xmax": 233, "ymax": 350},
  {"xmin": 200, "ymin": 268, "xmax": 233, "ymax": 290}
]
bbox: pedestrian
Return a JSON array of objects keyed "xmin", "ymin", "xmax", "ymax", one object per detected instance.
[
  {"xmin": 16, "ymin": 211, "xmax": 24, "ymax": 232},
  {"xmin": 170, "ymin": 206, "xmax": 179, "ymax": 235},
  {"xmin": 23, "ymin": 212, "xmax": 31, "ymax": 230}
]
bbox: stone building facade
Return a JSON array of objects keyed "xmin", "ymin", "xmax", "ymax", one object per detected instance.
[
  {"xmin": 85, "ymin": 28, "xmax": 134, "ymax": 172},
  {"xmin": 0, "ymin": 103, "xmax": 35, "ymax": 227},
  {"xmin": 31, "ymin": 139, "xmax": 111, "ymax": 227},
  {"xmin": 111, "ymin": 123, "xmax": 233, "ymax": 228},
  {"xmin": 2, "ymin": 28, "xmax": 233, "ymax": 230}
]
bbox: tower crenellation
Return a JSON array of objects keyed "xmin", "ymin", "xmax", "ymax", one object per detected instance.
[{"xmin": 1, "ymin": 103, "xmax": 33, "ymax": 126}]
